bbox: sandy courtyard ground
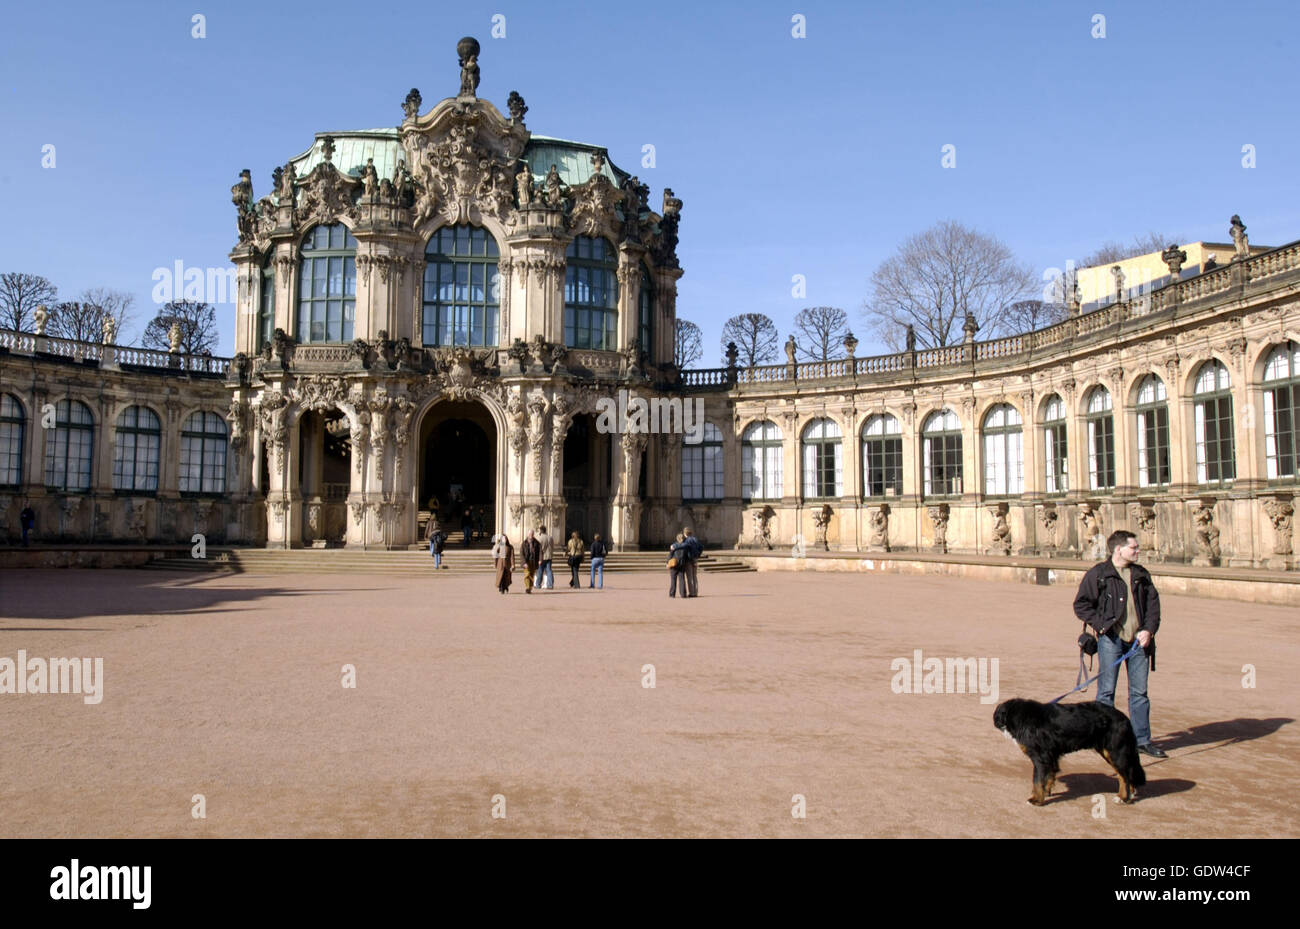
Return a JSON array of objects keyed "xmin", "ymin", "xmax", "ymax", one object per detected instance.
[{"xmin": 1, "ymin": 566, "xmax": 1296, "ymax": 838}]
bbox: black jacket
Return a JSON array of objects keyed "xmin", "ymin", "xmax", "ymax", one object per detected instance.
[
  {"xmin": 590, "ymin": 540, "xmax": 608, "ymax": 559},
  {"xmin": 1073, "ymin": 560, "xmax": 1160, "ymax": 670}
]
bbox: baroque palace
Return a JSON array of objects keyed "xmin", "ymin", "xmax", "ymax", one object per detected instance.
[{"xmin": 1, "ymin": 38, "xmax": 1298, "ymax": 569}]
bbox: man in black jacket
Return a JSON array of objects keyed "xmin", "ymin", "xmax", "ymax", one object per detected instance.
[{"xmin": 1073, "ymin": 529, "xmax": 1167, "ymax": 758}]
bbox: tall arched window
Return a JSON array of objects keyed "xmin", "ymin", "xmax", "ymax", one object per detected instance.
[
  {"xmin": 1043, "ymin": 394, "xmax": 1068, "ymax": 494},
  {"xmin": 682, "ymin": 422, "xmax": 724, "ymax": 501},
  {"xmin": 1086, "ymin": 387, "xmax": 1115, "ymax": 491},
  {"xmin": 0, "ymin": 393, "xmax": 25, "ymax": 488},
  {"xmin": 802, "ymin": 418, "xmax": 842, "ymax": 499},
  {"xmin": 44, "ymin": 399, "xmax": 94, "ymax": 491},
  {"xmin": 1135, "ymin": 375, "xmax": 1170, "ymax": 488},
  {"xmin": 922, "ymin": 409, "xmax": 963, "ymax": 497},
  {"xmin": 1194, "ymin": 360, "xmax": 1235, "ymax": 486},
  {"xmin": 741, "ymin": 420, "xmax": 783, "ymax": 500},
  {"xmin": 298, "ymin": 224, "xmax": 356, "ymax": 343},
  {"xmin": 982, "ymin": 404, "xmax": 1023, "ymax": 495},
  {"xmin": 113, "ymin": 405, "xmax": 161, "ymax": 493},
  {"xmin": 422, "ymin": 225, "xmax": 500, "ymax": 346},
  {"xmin": 258, "ymin": 259, "xmax": 275, "ymax": 351},
  {"xmin": 861, "ymin": 413, "xmax": 902, "ymax": 498},
  {"xmin": 179, "ymin": 411, "xmax": 228, "ymax": 494},
  {"xmin": 638, "ymin": 265, "xmax": 654, "ymax": 361},
  {"xmin": 1264, "ymin": 341, "xmax": 1300, "ymax": 481},
  {"xmin": 564, "ymin": 236, "xmax": 617, "ymax": 350}
]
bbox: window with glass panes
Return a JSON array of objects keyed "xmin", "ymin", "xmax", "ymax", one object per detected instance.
[
  {"xmin": 422, "ymin": 225, "xmax": 500, "ymax": 346},
  {"xmin": 862, "ymin": 414, "xmax": 902, "ymax": 498},
  {"xmin": 1264, "ymin": 341, "xmax": 1300, "ymax": 480},
  {"xmin": 1086, "ymin": 388, "xmax": 1115, "ymax": 490},
  {"xmin": 1194, "ymin": 360, "xmax": 1235, "ymax": 485},
  {"xmin": 741, "ymin": 421, "xmax": 783, "ymax": 499},
  {"xmin": 43, "ymin": 399, "xmax": 93, "ymax": 491},
  {"xmin": 802, "ymin": 418, "xmax": 842, "ymax": 499},
  {"xmin": 1135, "ymin": 375, "xmax": 1170, "ymax": 488},
  {"xmin": 297, "ymin": 224, "xmax": 356, "ymax": 343},
  {"xmin": 179, "ymin": 411, "xmax": 228, "ymax": 494},
  {"xmin": 1043, "ymin": 395, "xmax": 1068, "ymax": 494},
  {"xmin": 113, "ymin": 406, "xmax": 161, "ymax": 492},
  {"xmin": 564, "ymin": 236, "xmax": 618, "ymax": 350},
  {"xmin": 638, "ymin": 266, "xmax": 653, "ymax": 360},
  {"xmin": 682, "ymin": 422, "xmax": 724, "ymax": 501},
  {"xmin": 0, "ymin": 394, "xmax": 24, "ymax": 488},
  {"xmin": 982, "ymin": 404, "xmax": 1023, "ymax": 495},
  {"xmin": 922, "ymin": 409, "xmax": 963, "ymax": 497},
  {"xmin": 258, "ymin": 264, "xmax": 275, "ymax": 351}
]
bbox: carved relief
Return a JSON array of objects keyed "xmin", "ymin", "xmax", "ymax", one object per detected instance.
[
  {"xmin": 1036, "ymin": 505, "xmax": 1059, "ymax": 550},
  {"xmin": 868, "ymin": 504, "xmax": 890, "ymax": 552},
  {"xmin": 1192, "ymin": 503, "xmax": 1221, "ymax": 562},
  {"xmin": 1263, "ymin": 498, "xmax": 1295, "ymax": 555},
  {"xmin": 813, "ymin": 503, "xmax": 833, "ymax": 551},
  {"xmin": 928, "ymin": 504, "xmax": 950, "ymax": 554},
  {"xmin": 751, "ymin": 505, "xmax": 775, "ymax": 550},
  {"xmin": 526, "ymin": 390, "xmax": 549, "ymax": 483},
  {"xmin": 1079, "ymin": 502, "xmax": 1103, "ymax": 558},
  {"xmin": 1130, "ymin": 503, "xmax": 1157, "ymax": 551},
  {"xmin": 988, "ymin": 502, "xmax": 1011, "ymax": 555}
]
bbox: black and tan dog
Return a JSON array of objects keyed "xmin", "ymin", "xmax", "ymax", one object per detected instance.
[{"xmin": 994, "ymin": 698, "xmax": 1146, "ymax": 805}]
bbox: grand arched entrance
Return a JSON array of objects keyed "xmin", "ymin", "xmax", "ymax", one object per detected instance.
[
  {"xmin": 418, "ymin": 400, "xmax": 497, "ymax": 540},
  {"xmin": 562, "ymin": 413, "xmax": 613, "ymax": 542},
  {"xmin": 297, "ymin": 408, "xmax": 351, "ymax": 546}
]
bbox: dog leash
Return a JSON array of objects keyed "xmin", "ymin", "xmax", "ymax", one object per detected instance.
[{"xmin": 1048, "ymin": 639, "xmax": 1143, "ymax": 704}]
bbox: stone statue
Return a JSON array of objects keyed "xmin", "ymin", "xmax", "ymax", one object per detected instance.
[
  {"xmin": 928, "ymin": 505, "xmax": 949, "ymax": 553},
  {"xmin": 168, "ymin": 321, "xmax": 183, "ymax": 353},
  {"xmin": 101, "ymin": 315, "xmax": 117, "ymax": 345},
  {"xmin": 457, "ymin": 37, "xmax": 481, "ymax": 97},
  {"xmin": 278, "ymin": 163, "xmax": 296, "ymax": 201},
  {"xmin": 542, "ymin": 164, "xmax": 564, "ymax": 208},
  {"xmin": 1161, "ymin": 245, "xmax": 1188, "ymax": 279},
  {"xmin": 868, "ymin": 506, "xmax": 890, "ymax": 552},
  {"xmin": 321, "ymin": 136, "xmax": 336, "ymax": 163},
  {"xmin": 962, "ymin": 312, "xmax": 979, "ymax": 340},
  {"xmin": 33, "ymin": 303, "xmax": 48, "ymax": 335},
  {"xmin": 231, "ymin": 168, "xmax": 253, "ymax": 211},
  {"xmin": 1079, "ymin": 504, "xmax": 1103, "ymax": 558},
  {"xmin": 905, "ymin": 324, "xmax": 916, "ymax": 352},
  {"xmin": 1111, "ymin": 265, "xmax": 1125, "ymax": 301},
  {"xmin": 507, "ymin": 90, "xmax": 528, "ymax": 122},
  {"xmin": 1193, "ymin": 505, "xmax": 1221, "ymax": 561},
  {"xmin": 662, "ymin": 187, "xmax": 682, "ymax": 216},
  {"xmin": 1263, "ymin": 498, "xmax": 1294, "ymax": 555},
  {"xmin": 361, "ymin": 158, "xmax": 378, "ymax": 198},
  {"xmin": 393, "ymin": 160, "xmax": 412, "ymax": 206},
  {"xmin": 752, "ymin": 506, "xmax": 774, "ymax": 550},
  {"xmin": 402, "ymin": 87, "xmax": 422, "ymax": 120},
  {"xmin": 515, "ymin": 161, "xmax": 533, "ymax": 208},
  {"xmin": 989, "ymin": 505, "xmax": 1011, "ymax": 555},
  {"xmin": 725, "ymin": 342, "xmax": 739, "ymax": 369},
  {"xmin": 814, "ymin": 503, "xmax": 832, "ymax": 550},
  {"xmin": 785, "ymin": 335, "xmax": 797, "ymax": 365},
  {"xmin": 1230, "ymin": 214, "xmax": 1250, "ymax": 259}
]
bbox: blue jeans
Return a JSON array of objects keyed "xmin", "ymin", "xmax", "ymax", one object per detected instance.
[
  {"xmin": 1097, "ymin": 632, "xmax": 1152, "ymax": 745},
  {"xmin": 434, "ymin": 551, "xmax": 442, "ymax": 568},
  {"xmin": 589, "ymin": 558, "xmax": 604, "ymax": 588},
  {"xmin": 540, "ymin": 560, "xmax": 553, "ymax": 588}
]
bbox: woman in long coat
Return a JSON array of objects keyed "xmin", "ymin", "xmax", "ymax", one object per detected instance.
[{"xmin": 493, "ymin": 533, "xmax": 515, "ymax": 594}]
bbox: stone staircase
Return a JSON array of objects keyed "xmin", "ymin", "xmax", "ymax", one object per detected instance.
[{"xmin": 142, "ymin": 547, "xmax": 754, "ymax": 576}]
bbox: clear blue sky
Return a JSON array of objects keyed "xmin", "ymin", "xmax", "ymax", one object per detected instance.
[{"xmin": 3, "ymin": 0, "xmax": 1297, "ymax": 360}]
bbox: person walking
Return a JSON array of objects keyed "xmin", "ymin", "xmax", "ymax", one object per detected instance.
[
  {"xmin": 19, "ymin": 504, "xmax": 35, "ymax": 547},
  {"xmin": 474, "ymin": 506, "xmax": 487, "ymax": 542},
  {"xmin": 492, "ymin": 533, "xmax": 515, "ymax": 594},
  {"xmin": 536, "ymin": 525, "xmax": 554, "ymax": 590},
  {"xmin": 682, "ymin": 527, "xmax": 702, "ymax": 598},
  {"xmin": 566, "ymin": 531, "xmax": 585, "ymax": 588},
  {"xmin": 521, "ymin": 529, "xmax": 541, "ymax": 593},
  {"xmin": 428, "ymin": 520, "xmax": 446, "ymax": 569},
  {"xmin": 668, "ymin": 533, "xmax": 688, "ymax": 598},
  {"xmin": 589, "ymin": 533, "xmax": 607, "ymax": 589},
  {"xmin": 1073, "ymin": 529, "xmax": 1166, "ymax": 758},
  {"xmin": 461, "ymin": 507, "xmax": 473, "ymax": 547}
]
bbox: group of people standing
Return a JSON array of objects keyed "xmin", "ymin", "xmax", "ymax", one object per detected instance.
[{"xmin": 489, "ymin": 526, "xmax": 610, "ymax": 595}]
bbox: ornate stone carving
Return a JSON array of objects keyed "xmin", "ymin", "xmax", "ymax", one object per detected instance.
[
  {"xmin": 526, "ymin": 390, "xmax": 549, "ymax": 483},
  {"xmin": 269, "ymin": 497, "xmax": 288, "ymax": 526},
  {"xmin": 1130, "ymin": 503, "xmax": 1156, "ymax": 551},
  {"xmin": 569, "ymin": 161, "xmax": 621, "ymax": 239},
  {"xmin": 506, "ymin": 390, "xmax": 526, "ymax": 473},
  {"xmin": 813, "ymin": 503, "xmax": 833, "ymax": 551},
  {"xmin": 391, "ymin": 396, "xmax": 416, "ymax": 476},
  {"xmin": 402, "ymin": 88, "xmax": 422, "ymax": 120},
  {"xmin": 1263, "ymin": 498, "xmax": 1295, "ymax": 555},
  {"xmin": 232, "ymin": 169, "xmax": 255, "ymax": 241},
  {"xmin": 294, "ymin": 160, "xmax": 359, "ymax": 229},
  {"xmin": 1036, "ymin": 505, "xmax": 1059, "ymax": 550},
  {"xmin": 227, "ymin": 399, "xmax": 250, "ymax": 450},
  {"xmin": 294, "ymin": 375, "xmax": 348, "ymax": 412},
  {"xmin": 988, "ymin": 502, "xmax": 1011, "ymax": 555},
  {"xmin": 1079, "ymin": 502, "xmax": 1103, "ymax": 558},
  {"xmin": 621, "ymin": 429, "xmax": 648, "ymax": 489},
  {"xmin": 1192, "ymin": 503, "xmax": 1221, "ymax": 562},
  {"xmin": 1229, "ymin": 214, "xmax": 1249, "ymax": 259},
  {"xmin": 928, "ymin": 504, "xmax": 950, "ymax": 554},
  {"xmin": 457, "ymin": 37, "xmax": 480, "ymax": 98},
  {"xmin": 349, "ymin": 500, "xmax": 367, "ymax": 525},
  {"xmin": 506, "ymin": 90, "xmax": 528, "ymax": 123},
  {"xmin": 868, "ymin": 504, "xmax": 890, "ymax": 552},
  {"xmin": 550, "ymin": 394, "xmax": 572, "ymax": 483},
  {"xmin": 751, "ymin": 505, "xmax": 775, "ymax": 550},
  {"xmin": 257, "ymin": 391, "xmax": 289, "ymax": 472}
]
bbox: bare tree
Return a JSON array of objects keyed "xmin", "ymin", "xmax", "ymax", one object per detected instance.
[
  {"xmin": 720, "ymin": 313, "xmax": 778, "ymax": 367},
  {"xmin": 674, "ymin": 318, "xmax": 703, "ymax": 369},
  {"xmin": 1002, "ymin": 299, "xmax": 1071, "ymax": 334},
  {"xmin": 1080, "ymin": 232, "xmax": 1185, "ymax": 269},
  {"xmin": 0, "ymin": 272, "xmax": 58, "ymax": 331},
  {"xmin": 863, "ymin": 220, "xmax": 1036, "ymax": 351},
  {"xmin": 793, "ymin": 306, "xmax": 849, "ymax": 361},
  {"xmin": 142, "ymin": 300, "xmax": 219, "ymax": 355},
  {"xmin": 47, "ymin": 289, "xmax": 135, "ymax": 343}
]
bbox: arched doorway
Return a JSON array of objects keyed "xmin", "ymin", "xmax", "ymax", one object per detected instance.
[
  {"xmin": 418, "ymin": 400, "xmax": 497, "ymax": 542},
  {"xmin": 562, "ymin": 413, "xmax": 612, "ymax": 541},
  {"xmin": 297, "ymin": 408, "xmax": 351, "ymax": 546}
]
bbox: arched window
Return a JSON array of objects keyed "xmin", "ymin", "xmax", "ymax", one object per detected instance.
[
  {"xmin": 1043, "ymin": 395, "xmax": 1068, "ymax": 494},
  {"xmin": 43, "ymin": 399, "xmax": 94, "ymax": 491},
  {"xmin": 113, "ymin": 406, "xmax": 161, "ymax": 493},
  {"xmin": 1193, "ymin": 360, "xmax": 1235, "ymax": 485},
  {"xmin": 1086, "ymin": 387, "xmax": 1115, "ymax": 491},
  {"xmin": 922, "ymin": 409, "xmax": 962, "ymax": 497},
  {"xmin": 179, "ymin": 411, "xmax": 228, "ymax": 494},
  {"xmin": 1263, "ymin": 341, "xmax": 1300, "ymax": 480},
  {"xmin": 0, "ymin": 394, "xmax": 24, "ymax": 488},
  {"xmin": 297, "ymin": 224, "xmax": 356, "ymax": 343},
  {"xmin": 422, "ymin": 225, "xmax": 500, "ymax": 347},
  {"xmin": 682, "ymin": 422, "xmax": 724, "ymax": 501},
  {"xmin": 638, "ymin": 265, "xmax": 654, "ymax": 361},
  {"xmin": 982, "ymin": 404, "xmax": 1023, "ymax": 495},
  {"xmin": 564, "ymin": 236, "xmax": 617, "ymax": 350},
  {"xmin": 1135, "ymin": 375, "xmax": 1170, "ymax": 488},
  {"xmin": 741, "ymin": 420, "xmax": 783, "ymax": 500},
  {"xmin": 861, "ymin": 414, "xmax": 902, "ymax": 498},
  {"xmin": 802, "ymin": 418, "xmax": 842, "ymax": 499},
  {"xmin": 258, "ymin": 259, "xmax": 275, "ymax": 351}
]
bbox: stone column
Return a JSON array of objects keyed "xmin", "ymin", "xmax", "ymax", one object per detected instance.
[{"xmin": 229, "ymin": 244, "xmax": 262, "ymax": 357}]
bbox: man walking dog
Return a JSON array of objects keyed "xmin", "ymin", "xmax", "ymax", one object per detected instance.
[{"xmin": 1073, "ymin": 529, "xmax": 1167, "ymax": 758}]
